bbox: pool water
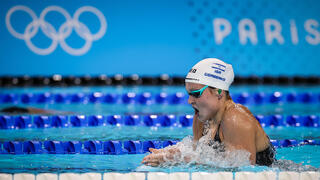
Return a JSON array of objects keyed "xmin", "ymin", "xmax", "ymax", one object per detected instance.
[
  {"xmin": 0, "ymin": 126, "xmax": 319, "ymax": 142},
  {"xmin": 1, "ymin": 86, "xmax": 320, "ymax": 116},
  {"xmin": 0, "ymin": 142, "xmax": 319, "ymax": 174},
  {"xmin": 0, "ymin": 145, "xmax": 319, "ymax": 174},
  {"xmin": 0, "ymin": 86, "xmax": 319, "ymax": 174}
]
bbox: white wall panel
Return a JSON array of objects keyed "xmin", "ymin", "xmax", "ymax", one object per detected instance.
[
  {"xmin": 192, "ymin": 172, "xmax": 233, "ymax": 180},
  {"xmin": 278, "ymin": 172, "xmax": 300, "ymax": 180},
  {"xmin": 300, "ymin": 171, "xmax": 320, "ymax": 180},
  {"xmin": 36, "ymin": 173, "xmax": 58, "ymax": 180},
  {"xmin": 0, "ymin": 174, "xmax": 12, "ymax": 180},
  {"xmin": 14, "ymin": 173, "xmax": 35, "ymax": 180},
  {"xmin": 103, "ymin": 173, "xmax": 145, "ymax": 180}
]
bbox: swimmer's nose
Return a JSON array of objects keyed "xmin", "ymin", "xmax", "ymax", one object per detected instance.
[{"xmin": 188, "ymin": 95, "xmax": 195, "ymax": 104}]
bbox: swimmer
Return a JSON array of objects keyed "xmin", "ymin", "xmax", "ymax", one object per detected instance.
[
  {"xmin": 0, "ymin": 106, "xmax": 73, "ymax": 115},
  {"xmin": 142, "ymin": 58, "xmax": 275, "ymax": 167}
]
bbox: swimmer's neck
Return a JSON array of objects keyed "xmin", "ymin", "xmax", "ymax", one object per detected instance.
[{"xmin": 207, "ymin": 99, "xmax": 234, "ymax": 127}]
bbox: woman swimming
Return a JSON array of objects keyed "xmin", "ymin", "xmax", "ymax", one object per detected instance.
[{"xmin": 142, "ymin": 58, "xmax": 275, "ymax": 166}]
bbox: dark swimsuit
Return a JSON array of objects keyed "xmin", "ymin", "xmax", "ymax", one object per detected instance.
[{"xmin": 210, "ymin": 123, "xmax": 276, "ymax": 166}]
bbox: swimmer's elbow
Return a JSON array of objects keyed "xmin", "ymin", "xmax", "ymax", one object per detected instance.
[
  {"xmin": 183, "ymin": 156, "xmax": 192, "ymax": 163},
  {"xmin": 250, "ymin": 153, "xmax": 256, "ymax": 165}
]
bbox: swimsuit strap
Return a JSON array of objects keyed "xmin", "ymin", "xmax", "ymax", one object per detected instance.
[
  {"xmin": 202, "ymin": 119, "xmax": 222, "ymax": 143},
  {"xmin": 214, "ymin": 122, "xmax": 222, "ymax": 143},
  {"xmin": 202, "ymin": 120, "xmax": 210, "ymax": 136}
]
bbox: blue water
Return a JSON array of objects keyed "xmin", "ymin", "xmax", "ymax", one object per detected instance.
[
  {"xmin": 0, "ymin": 146, "xmax": 319, "ymax": 173},
  {"xmin": 0, "ymin": 126, "xmax": 319, "ymax": 142},
  {"xmin": 0, "ymin": 125, "xmax": 319, "ymax": 173},
  {"xmin": 1, "ymin": 103, "xmax": 319, "ymax": 116},
  {"xmin": 0, "ymin": 86, "xmax": 319, "ymax": 173},
  {"xmin": 1, "ymin": 86, "xmax": 320, "ymax": 115}
]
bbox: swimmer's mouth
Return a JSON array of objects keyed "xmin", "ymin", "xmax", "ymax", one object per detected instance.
[{"xmin": 193, "ymin": 107, "xmax": 199, "ymax": 115}]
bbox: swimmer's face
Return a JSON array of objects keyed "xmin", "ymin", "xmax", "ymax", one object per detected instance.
[{"xmin": 186, "ymin": 82, "xmax": 221, "ymax": 122}]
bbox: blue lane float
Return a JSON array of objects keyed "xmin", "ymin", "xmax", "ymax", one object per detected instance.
[
  {"xmin": 0, "ymin": 114, "xmax": 319, "ymax": 129},
  {"xmin": 34, "ymin": 116, "xmax": 51, "ymax": 128},
  {"xmin": 124, "ymin": 140, "xmax": 143, "ymax": 154},
  {"xmin": 255, "ymin": 115, "xmax": 319, "ymax": 127},
  {"xmin": 104, "ymin": 141, "xmax": 124, "ymax": 155},
  {"xmin": 179, "ymin": 115, "xmax": 193, "ymax": 127},
  {"xmin": 63, "ymin": 141, "xmax": 82, "ymax": 154},
  {"xmin": 142, "ymin": 141, "xmax": 162, "ymax": 153},
  {"xmin": 44, "ymin": 141, "xmax": 64, "ymax": 154},
  {"xmin": 51, "ymin": 116, "xmax": 69, "ymax": 128},
  {"xmin": 70, "ymin": 115, "xmax": 88, "ymax": 127},
  {"xmin": 0, "ymin": 115, "xmax": 15, "ymax": 129},
  {"xmin": 0, "ymin": 139, "xmax": 319, "ymax": 155},
  {"xmin": 2, "ymin": 141, "xmax": 23, "ymax": 154},
  {"xmin": 1, "ymin": 92, "xmax": 319, "ymax": 105},
  {"xmin": 23, "ymin": 141, "xmax": 43, "ymax": 154},
  {"xmin": 143, "ymin": 115, "xmax": 159, "ymax": 126},
  {"xmin": 159, "ymin": 115, "xmax": 177, "ymax": 127},
  {"xmin": 83, "ymin": 140, "xmax": 104, "ymax": 154},
  {"xmin": 88, "ymin": 115, "xmax": 106, "ymax": 126},
  {"xmin": 124, "ymin": 115, "xmax": 141, "ymax": 126},
  {"xmin": 14, "ymin": 116, "xmax": 33, "ymax": 129},
  {"xmin": 106, "ymin": 115, "xmax": 123, "ymax": 125}
]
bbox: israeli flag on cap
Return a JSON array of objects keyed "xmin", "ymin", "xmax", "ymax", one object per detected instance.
[
  {"xmin": 185, "ymin": 58, "xmax": 234, "ymax": 91},
  {"xmin": 211, "ymin": 63, "xmax": 226, "ymax": 72}
]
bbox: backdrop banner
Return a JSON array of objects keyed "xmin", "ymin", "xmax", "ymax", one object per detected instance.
[{"xmin": 0, "ymin": 0, "xmax": 319, "ymax": 76}]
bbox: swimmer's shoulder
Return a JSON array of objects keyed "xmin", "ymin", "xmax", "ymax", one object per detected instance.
[
  {"xmin": 221, "ymin": 103, "xmax": 255, "ymax": 141},
  {"xmin": 222, "ymin": 102, "xmax": 255, "ymax": 128}
]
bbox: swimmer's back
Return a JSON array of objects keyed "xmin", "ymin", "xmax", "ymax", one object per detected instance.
[
  {"xmin": 0, "ymin": 106, "xmax": 73, "ymax": 115},
  {"xmin": 222, "ymin": 103, "xmax": 270, "ymax": 152}
]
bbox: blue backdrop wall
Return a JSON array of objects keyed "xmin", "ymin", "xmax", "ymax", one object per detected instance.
[{"xmin": 0, "ymin": 0, "xmax": 319, "ymax": 76}]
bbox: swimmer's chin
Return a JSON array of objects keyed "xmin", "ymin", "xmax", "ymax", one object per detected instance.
[
  {"xmin": 194, "ymin": 111, "xmax": 205, "ymax": 122},
  {"xmin": 197, "ymin": 115, "xmax": 207, "ymax": 123},
  {"xmin": 194, "ymin": 109, "xmax": 207, "ymax": 122}
]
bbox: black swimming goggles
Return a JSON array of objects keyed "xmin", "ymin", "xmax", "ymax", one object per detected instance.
[
  {"xmin": 188, "ymin": 86, "xmax": 222, "ymax": 98},
  {"xmin": 188, "ymin": 85, "xmax": 209, "ymax": 98}
]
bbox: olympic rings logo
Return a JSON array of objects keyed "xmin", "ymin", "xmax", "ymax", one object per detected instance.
[{"xmin": 5, "ymin": 5, "xmax": 107, "ymax": 56}]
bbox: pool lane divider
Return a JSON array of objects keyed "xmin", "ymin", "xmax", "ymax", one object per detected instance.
[
  {"xmin": 1, "ymin": 75, "xmax": 320, "ymax": 86},
  {"xmin": 0, "ymin": 139, "xmax": 319, "ymax": 155},
  {"xmin": 0, "ymin": 91, "xmax": 320, "ymax": 105},
  {"xmin": 0, "ymin": 114, "xmax": 319, "ymax": 129}
]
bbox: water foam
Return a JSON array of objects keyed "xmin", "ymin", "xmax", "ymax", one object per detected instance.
[
  {"xmin": 161, "ymin": 135, "xmax": 251, "ymax": 168},
  {"xmin": 271, "ymin": 160, "xmax": 320, "ymax": 172},
  {"xmin": 155, "ymin": 135, "xmax": 320, "ymax": 172}
]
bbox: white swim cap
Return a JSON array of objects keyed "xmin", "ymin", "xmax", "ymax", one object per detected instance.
[{"xmin": 185, "ymin": 58, "xmax": 234, "ymax": 91}]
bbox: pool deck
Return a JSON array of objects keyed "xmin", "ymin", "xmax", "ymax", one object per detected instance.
[{"xmin": 0, "ymin": 171, "xmax": 319, "ymax": 180}]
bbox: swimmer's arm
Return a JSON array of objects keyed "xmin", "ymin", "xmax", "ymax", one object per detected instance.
[
  {"xmin": 0, "ymin": 106, "xmax": 73, "ymax": 115},
  {"xmin": 142, "ymin": 145, "xmax": 195, "ymax": 166},
  {"xmin": 27, "ymin": 107, "xmax": 73, "ymax": 115},
  {"xmin": 223, "ymin": 114, "xmax": 257, "ymax": 165},
  {"xmin": 141, "ymin": 146, "xmax": 183, "ymax": 166},
  {"xmin": 142, "ymin": 114, "xmax": 204, "ymax": 166}
]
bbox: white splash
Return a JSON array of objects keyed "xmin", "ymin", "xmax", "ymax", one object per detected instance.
[{"xmin": 161, "ymin": 135, "xmax": 251, "ymax": 168}]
